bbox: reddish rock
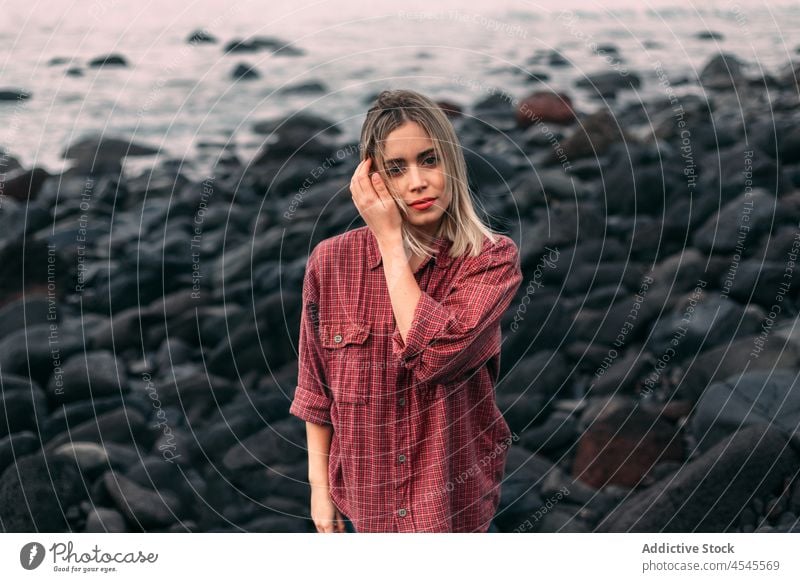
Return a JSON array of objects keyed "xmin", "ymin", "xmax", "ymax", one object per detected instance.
[
  {"xmin": 572, "ymin": 402, "xmax": 683, "ymax": 489},
  {"xmin": 552, "ymin": 108, "xmax": 628, "ymax": 163},
  {"xmin": 0, "ymin": 167, "xmax": 49, "ymax": 201},
  {"xmin": 516, "ymin": 91, "xmax": 575, "ymax": 127}
]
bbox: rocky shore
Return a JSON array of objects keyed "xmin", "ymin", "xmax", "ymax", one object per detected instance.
[{"xmin": 1, "ymin": 46, "xmax": 800, "ymax": 532}]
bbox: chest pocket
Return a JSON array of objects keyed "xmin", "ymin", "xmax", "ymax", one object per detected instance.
[{"xmin": 320, "ymin": 320, "xmax": 371, "ymax": 404}]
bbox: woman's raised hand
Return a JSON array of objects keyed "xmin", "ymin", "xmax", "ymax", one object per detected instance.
[{"xmin": 350, "ymin": 157, "xmax": 403, "ymax": 244}]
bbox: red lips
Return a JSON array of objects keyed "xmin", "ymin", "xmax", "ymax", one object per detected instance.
[{"xmin": 409, "ymin": 197, "xmax": 436, "ymax": 206}]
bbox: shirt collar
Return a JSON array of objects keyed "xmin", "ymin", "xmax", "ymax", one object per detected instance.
[{"xmin": 367, "ymin": 228, "xmax": 455, "ymax": 270}]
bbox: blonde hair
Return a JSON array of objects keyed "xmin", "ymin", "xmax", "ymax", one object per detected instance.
[{"xmin": 359, "ymin": 89, "xmax": 501, "ymax": 260}]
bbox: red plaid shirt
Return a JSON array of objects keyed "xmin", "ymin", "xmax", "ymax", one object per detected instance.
[{"xmin": 289, "ymin": 225, "xmax": 522, "ymax": 532}]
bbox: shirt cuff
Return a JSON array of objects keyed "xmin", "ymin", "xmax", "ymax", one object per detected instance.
[
  {"xmin": 289, "ymin": 384, "xmax": 332, "ymax": 426},
  {"xmin": 391, "ymin": 291, "xmax": 451, "ymax": 366}
]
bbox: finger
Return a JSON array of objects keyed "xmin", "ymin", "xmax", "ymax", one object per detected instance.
[
  {"xmin": 370, "ymin": 171, "xmax": 388, "ymax": 197},
  {"xmin": 334, "ymin": 511, "xmax": 346, "ymax": 532}
]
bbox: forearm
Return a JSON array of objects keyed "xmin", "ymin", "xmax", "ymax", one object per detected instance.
[
  {"xmin": 306, "ymin": 421, "xmax": 333, "ymax": 488},
  {"xmin": 378, "ymin": 234, "xmax": 421, "ymax": 344}
]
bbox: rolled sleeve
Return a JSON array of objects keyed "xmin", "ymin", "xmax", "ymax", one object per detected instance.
[
  {"xmin": 391, "ymin": 235, "xmax": 523, "ymax": 386},
  {"xmin": 289, "ymin": 246, "xmax": 333, "ymax": 426}
]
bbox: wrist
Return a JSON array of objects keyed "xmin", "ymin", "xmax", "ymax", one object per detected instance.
[
  {"xmin": 309, "ymin": 475, "xmax": 330, "ymax": 489},
  {"xmin": 376, "ymin": 231, "xmax": 403, "ymax": 250}
]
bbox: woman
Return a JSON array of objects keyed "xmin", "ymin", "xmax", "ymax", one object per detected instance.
[{"xmin": 289, "ymin": 89, "xmax": 523, "ymax": 533}]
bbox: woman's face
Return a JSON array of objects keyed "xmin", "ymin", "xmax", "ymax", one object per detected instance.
[{"xmin": 377, "ymin": 121, "xmax": 450, "ymax": 239}]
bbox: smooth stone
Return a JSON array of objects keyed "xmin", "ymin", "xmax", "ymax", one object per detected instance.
[
  {"xmin": 0, "ymin": 88, "xmax": 31, "ymax": 101},
  {"xmin": 699, "ymin": 52, "xmax": 746, "ymax": 89},
  {"xmin": 47, "ymin": 350, "xmax": 127, "ymax": 404},
  {"xmin": 0, "ymin": 453, "xmax": 85, "ymax": 532},
  {"xmin": 104, "ymin": 471, "xmax": 181, "ymax": 529},
  {"xmin": 187, "ymin": 29, "xmax": 217, "ymax": 44},
  {"xmin": 691, "ymin": 369, "xmax": 800, "ymax": 451},
  {"xmin": 0, "ymin": 388, "xmax": 47, "ymax": 439},
  {"xmin": 232, "ymin": 62, "xmax": 259, "ymax": 80},
  {"xmin": 53, "ymin": 442, "xmax": 109, "ymax": 475},
  {"xmin": 88, "ymin": 54, "xmax": 128, "ymax": 67},
  {"xmin": 84, "ymin": 507, "xmax": 128, "ymax": 532},
  {"xmin": 222, "ymin": 418, "xmax": 305, "ymax": 472},
  {"xmin": 0, "ymin": 431, "xmax": 40, "ymax": 475}
]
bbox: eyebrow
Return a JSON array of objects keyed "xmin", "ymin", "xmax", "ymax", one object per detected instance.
[{"xmin": 384, "ymin": 148, "xmax": 435, "ymax": 166}]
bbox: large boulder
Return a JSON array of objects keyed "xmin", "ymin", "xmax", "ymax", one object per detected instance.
[
  {"xmin": 691, "ymin": 369, "xmax": 800, "ymax": 451},
  {"xmin": 595, "ymin": 424, "xmax": 800, "ymax": 532}
]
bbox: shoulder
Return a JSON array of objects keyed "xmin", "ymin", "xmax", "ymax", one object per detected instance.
[
  {"xmin": 308, "ymin": 226, "xmax": 370, "ymax": 272},
  {"xmin": 470, "ymin": 233, "xmax": 519, "ymax": 267}
]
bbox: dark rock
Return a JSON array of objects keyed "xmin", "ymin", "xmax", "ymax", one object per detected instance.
[
  {"xmin": 195, "ymin": 413, "xmax": 270, "ymax": 462},
  {"xmin": 104, "ymin": 471, "xmax": 181, "ymax": 528},
  {"xmin": 52, "ymin": 442, "xmax": 109, "ymax": 477},
  {"xmin": 187, "ymin": 29, "xmax": 217, "ymax": 44},
  {"xmin": 0, "ymin": 148, "xmax": 22, "ymax": 173},
  {"xmin": 62, "ymin": 136, "xmax": 159, "ymax": 173},
  {"xmin": 554, "ymin": 108, "xmax": 629, "ymax": 163},
  {"xmin": 250, "ymin": 112, "xmax": 341, "ymax": 164},
  {"xmin": 518, "ymin": 411, "xmax": 578, "ymax": 454},
  {"xmin": 547, "ymin": 50, "xmax": 570, "ymax": 67},
  {"xmin": 695, "ymin": 31, "xmax": 724, "ymax": 40},
  {"xmin": 0, "ymin": 88, "xmax": 31, "ymax": 101},
  {"xmin": 492, "ymin": 447, "xmax": 554, "ymax": 532},
  {"xmin": 591, "ymin": 348, "xmax": 649, "ymax": 394},
  {"xmin": 516, "ymin": 91, "xmax": 575, "ymax": 126},
  {"xmin": 279, "ymin": 81, "xmax": 327, "ymax": 95},
  {"xmin": 222, "ymin": 418, "xmax": 305, "ymax": 472},
  {"xmin": 0, "ymin": 453, "xmax": 86, "ymax": 532},
  {"xmin": 84, "ymin": 507, "xmax": 128, "ymax": 532},
  {"xmin": 646, "ymin": 293, "xmax": 761, "ymax": 360},
  {"xmin": 0, "ymin": 167, "xmax": 50, "ymax": 201},
  {"xmin": 463, "ymin": 148, "xmax": 517, "ymax": 194},
  {"xmin": 572, "ymin": 401, "xmax": 683, "ymax": 489},
  {"xmin": 726, "ymin": 260, "xmax": 800, "ymax": 307},
  {"xmin": 537, "ymin": 505, "xmax": 592, "ymax": 532},
  {"xmin": 473, "ymin": 89, "xmax": 515, "ymax": 120},
  {"xmin": 699, "ymin": 53, "xmax": 746, "ymax": 90},
  {"xmin": 0, "ymin": 296, "xmax": 50, "ymax": 334},
  {"xmin": 46, "ymin": 351, "xmax": 127, "ymax": 404},
  {"xmin": 595, "ymin": 425, "xmax": 800, "ymax": 532},
  {"xmin": 575, "ymin": 71, "xmax": 641, "ymax": 97},
  {"xmin": 0, "ymin": 386, "xmax": 47, "ymax": 439},
  {"xmin": 224, "ymin": 36, "xmax": 303, "ymax": 56},
  {"xmin": 0, "ymin": 431, "xmax": 40, "ymax": 475},
  {"xmin": 232, "ymin": 62, "xmax": 259, "ymax": 80},
  {"xmin": 691, "ymin": 369, "xmax": 800, "ymax": 451},
  {"xmin": 699, "ymin": 146, "xmax": 778, "ymax": 202},
  {"xmin": 88, "ymin": 54, "xmax": 128, "ymax": 67},
  {"xmin": 0, "ymin": 320, "xmax": 88, "ymax": 385},
  {"xmin": 693, "ymin": 190, "xmax": 778, "ymax": 254},
  {"xmin": 45, "ymin": 408, "xmax": 150, "ymax": 451}
]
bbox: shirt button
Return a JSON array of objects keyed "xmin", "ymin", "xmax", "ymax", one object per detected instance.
[
  {"xmin": 398, "ymin": 396, "xmax": 406, "ymax": 406},
  {"xmin": 398, "ymin": 454, "xmax": 406, "ymax": 463},
  {"xmin": 333, "ymin": 334, "xmax": 343, "ymax": 343},
  {"xmin": 398, "ymin": 508, "xmax": 407, "ymax": 517}
]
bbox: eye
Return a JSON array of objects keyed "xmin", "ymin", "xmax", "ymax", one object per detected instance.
[
  {"xmin": 386, "ymin": 166, "xmax": 403, "ymax": 177},
  {"xmin": 423, "ymin": 155, "xmax": 438, "ymax": 166}
]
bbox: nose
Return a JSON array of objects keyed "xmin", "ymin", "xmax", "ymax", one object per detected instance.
[{"xmin": 407, "ymin": 164, "xmax": 427, "ymax": 193}]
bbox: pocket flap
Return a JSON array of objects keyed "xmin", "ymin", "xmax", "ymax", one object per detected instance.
[{"xmin": 320, "ymin": 321, "xmax": 370, "ymax": 348}]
